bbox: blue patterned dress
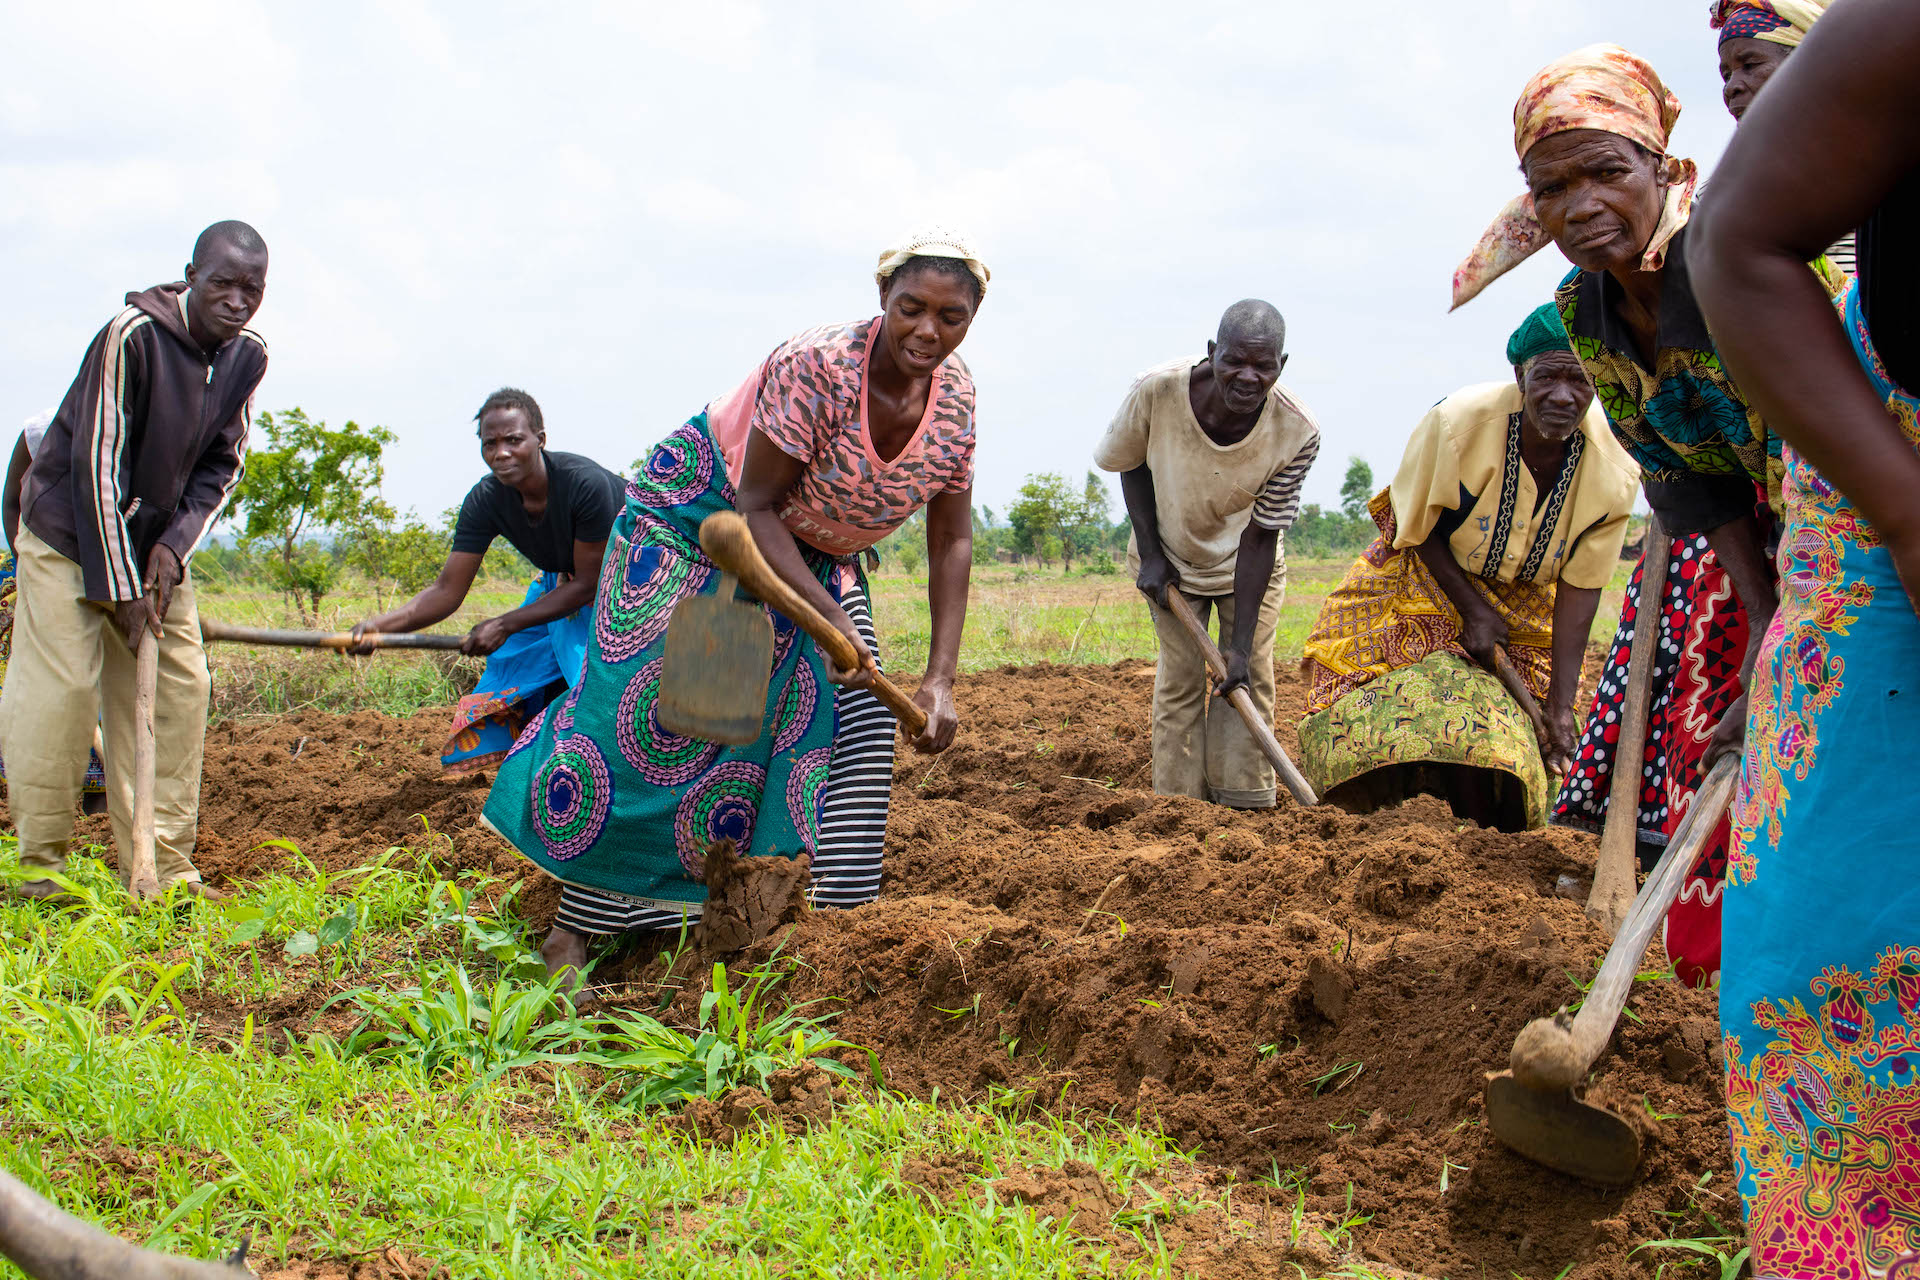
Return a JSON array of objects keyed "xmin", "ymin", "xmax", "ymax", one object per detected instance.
[
  {"xmin": 1721, "ymin": 285, "xmax": 1920, "ymax": 1277},
  {"xmin": 482, "ymin": 416, "xmax": 843, "ymax": 916}
]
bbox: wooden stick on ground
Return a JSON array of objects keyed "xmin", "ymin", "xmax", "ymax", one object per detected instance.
[
  {"xmin": 1160, "ymin": 591, "xmax": 1319, "ymax": 806},
  {"xmin": 1074, "ymin": 874, "xmax": 1129, "ymax": 939},
  {"xmin": 1587, "ymin": 513, "xmax": 1668, "ymax": 936},
  {"xmin": 126, "ymin": 628, "xmax": 161, "ymax": 903}
]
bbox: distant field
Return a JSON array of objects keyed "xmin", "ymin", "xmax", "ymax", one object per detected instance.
[{"xmin": 195, "ymin": 554, "xmax": 1635, "ymax": 720}]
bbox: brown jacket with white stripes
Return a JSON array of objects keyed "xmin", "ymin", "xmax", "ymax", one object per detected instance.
[{"xmin": 22, "ymin": 283, "xmax": 266, "ymax": 603}]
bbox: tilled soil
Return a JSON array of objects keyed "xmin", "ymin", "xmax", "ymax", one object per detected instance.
[{"xmin": 10, "ymin": 657, "xmax": 1735, "ymax": 1279}]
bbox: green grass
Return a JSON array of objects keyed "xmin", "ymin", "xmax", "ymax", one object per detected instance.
[{"xmin": 0, "ymin": 838, "xmax": 1290, "ymax": 1279}]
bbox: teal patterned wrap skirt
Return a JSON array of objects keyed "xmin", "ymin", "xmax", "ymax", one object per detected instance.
[{"xmin": 483, "ymin": 414, "xmax": 843, "ymax": 913}]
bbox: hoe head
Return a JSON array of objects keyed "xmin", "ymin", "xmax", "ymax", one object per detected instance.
[
  {"xmin": 1484, "ymin": 1070, "xmax": 1642, "ymax": 1186},
  {"xmin": 657, "ymin": 573, "xmax": 773, "ymax": 745}
]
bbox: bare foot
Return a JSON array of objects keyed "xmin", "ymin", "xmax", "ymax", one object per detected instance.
[
  {"xmin": 13, "ymin": 879, "xmax": 72, "ymax": 902},
  {"xmin": 172, "ymin": 881, "xmax": 227, "ymax": 902},
  {"xmin": 540, "ymin": 927, "xmax": 593, "ymax": 1005}
]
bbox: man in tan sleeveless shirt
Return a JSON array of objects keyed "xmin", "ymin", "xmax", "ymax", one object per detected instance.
[{"xmin": 1095, "ymin": 300, "xmax": 1321, "ymax": 808}]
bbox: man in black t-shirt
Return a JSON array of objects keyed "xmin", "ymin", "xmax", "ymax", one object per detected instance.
[{"xmin": 351, "ymin": 387, "xmax": 625, "ymax": 773}]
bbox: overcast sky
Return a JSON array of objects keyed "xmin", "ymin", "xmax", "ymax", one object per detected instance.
[{"xmin": 1, "ymin": 1, "xmax": 1738, "ymax": 529}]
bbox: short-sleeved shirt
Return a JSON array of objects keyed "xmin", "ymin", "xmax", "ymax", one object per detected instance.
[
  {"xmin": 1389, "ymin": 381, "xmax": 1638, "ymax": 590},
  {"xmin": 706, "ymin": 317, "xmax": 976, "ymax": 555},
  {"xmin": 1092, "ymin": 357, "xmax": 1321, "ymax": 596},
  {"xmin": 449, "ymin": 450, "xmax": 624, "ymax": 575}
]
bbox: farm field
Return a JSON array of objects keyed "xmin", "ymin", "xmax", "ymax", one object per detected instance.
[
  {"xmin": 0, "ymin": 557, "xmax": 1724, "ymax": 1280},
  {"xmin": 188, "ymin": 556, "xmax": 1637, "ymax": 719}
]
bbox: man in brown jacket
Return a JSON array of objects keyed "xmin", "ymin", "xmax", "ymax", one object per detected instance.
[{"xmin": 2, "ymin": 221, "xmax": 269, "ymax": 899}]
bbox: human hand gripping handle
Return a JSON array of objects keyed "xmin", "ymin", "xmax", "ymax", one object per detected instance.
[
  {"xmin": 698, "ymin": 513, "xmax": 931, "ymax": 744},
  {"xmin": 1489, "ymin": 647, "xmax": 1563, "ymax": 774},
  {"xmin": 1158, "ymin": 590, "xmax": 1319, "ymax": 806}
]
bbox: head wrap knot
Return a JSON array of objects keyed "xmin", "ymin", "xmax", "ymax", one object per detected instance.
[
  {"xmin": 1708, "ymin": 0, "xmax": 1829, "ymax": 48},
  {"xmin": 875, "ymin": 225, "xmax": 990, "ymax": 299},
  {"xmin": 1451, "ymin": 44, "xmax": 1698, "ymax": 311},
  {"xmin": 1507, "ymin": 304, "xmax": 1576, "ymax": 368}
]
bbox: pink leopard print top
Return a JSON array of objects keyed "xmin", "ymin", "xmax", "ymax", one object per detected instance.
[{"xmin": 707, "ymin": 317, "xmax": 976, "ymax": 554}]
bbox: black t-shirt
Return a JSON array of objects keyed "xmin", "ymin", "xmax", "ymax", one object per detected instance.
[{"xmin": 450, "ymin": 450, "xmax": 625, "ymax": 574}]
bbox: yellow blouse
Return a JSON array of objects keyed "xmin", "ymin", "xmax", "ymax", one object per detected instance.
[{"xmin": 1388, "ymin": 381, "xmax": 1638, "ymax": 590}]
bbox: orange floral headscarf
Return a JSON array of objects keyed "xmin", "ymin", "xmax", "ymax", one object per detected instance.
[{"xmin": 1451, "ymin": 44, "xmax": 1699, "ymax": 311}]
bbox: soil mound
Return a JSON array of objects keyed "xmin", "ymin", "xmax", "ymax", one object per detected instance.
[{"xmin": 5, "ymin": 656, "xmax": 1732, "ymax": 1278}]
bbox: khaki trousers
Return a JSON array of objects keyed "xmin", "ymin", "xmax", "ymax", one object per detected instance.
[
  {"xmin": 0, "ymin": 527, "xmax": 210, "ymax": 885},
  {"xmin": 1150, "ymin": 571, "xmax": 1287, "ymax": 808}
]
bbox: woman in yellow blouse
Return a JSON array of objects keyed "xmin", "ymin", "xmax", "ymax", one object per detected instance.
[{"xmin": 1299, "ymin": 306, "xmax": 1638, "ymax": 830}]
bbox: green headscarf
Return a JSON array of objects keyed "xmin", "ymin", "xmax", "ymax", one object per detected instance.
[{"xmin": 1506, "ymin": 303, "xmax": 1575, "ymax": 369}]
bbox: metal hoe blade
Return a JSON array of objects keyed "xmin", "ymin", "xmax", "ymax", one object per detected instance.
[
  {"xmin": 656, "ymin": 575, "xmax": 773, "ymax": 746},
  {"xmin": 1484, "ymin": 1071, "xmax": 1642, "ymax": 1186}
]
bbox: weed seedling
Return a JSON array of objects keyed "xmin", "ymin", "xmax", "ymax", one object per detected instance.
[{"xmin": 1310, "ymin": 1060, "xmax": 1365, "ymax": 1096}]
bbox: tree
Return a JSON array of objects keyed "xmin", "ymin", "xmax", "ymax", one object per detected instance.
[
  {"xmin": 229, "ymin": 408, "xmax": 396, "ymax": 622},
  {"xmin": 1008, "ymin": 473, "xmax": 1071, "ymax": 569},
  {"xmin": 1339, "ymin": 456, "xmax": 1375, "ymax": 521},
  {"xmin": 1008, "ymin": 471, "xmax": 1109, "ymax": 571},
  {"xmin": 349, "ymin": 510, "xmax": 448, "ymax": 608},
  {"xmin": 877, "ymin": 509, "xmax": 928, "ymax": 575},
  {"xmin": 1071, "ymin": 470, "xmax": 1115, "ymax": 566}
]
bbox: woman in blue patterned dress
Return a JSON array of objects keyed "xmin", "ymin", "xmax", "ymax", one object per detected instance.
[
  {"xmin": 1691, "ymin": 1, "xmax": 1920, "ymax": 1273},
  {"xmin": 486, "ymin": 230, "xmax": 988, "ymax": 982}
]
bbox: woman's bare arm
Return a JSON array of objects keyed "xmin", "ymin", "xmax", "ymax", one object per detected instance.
[{"xmin": 735, "ymin": 428, "xmax": 874, "ymax": 685}]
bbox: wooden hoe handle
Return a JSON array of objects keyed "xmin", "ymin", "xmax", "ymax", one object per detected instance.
[
  {"xmin": 698, "ymin": 513, "xmax": 930, "ymax": 739},
  {"xmin": 199, "ymin": 619, "xmax": 468, "ymax": 650},
  {"xmin": 1161, "ymin": 590, "xmax": 1319, "ymax": 807},
  {"xmin": 1588, "ymin": 513, "xmax": 1669, "ymax": 935},
  {"xmin": 127, "ymin": 628, "xmax": 161, "ymax": 903},
  {"xmin": 1490, "ymin": 648, "xmax": 1548, "ymax": 745},
  {"xmin": 1566, "ymin": 753, "xmax": 1738, "ymax": 1071}
]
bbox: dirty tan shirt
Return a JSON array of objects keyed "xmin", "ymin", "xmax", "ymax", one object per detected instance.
[{"xmin": 1094, "ymin": 358, "xmax": 1321, "ymax": 596}]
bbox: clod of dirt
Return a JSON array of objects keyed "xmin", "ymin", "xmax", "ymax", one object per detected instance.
[
  {"xmin": 672, "ymin": 1065, "xmax": 844, "ymax": 1145},
  {"xmin": 1306, "ymin": 953, "xmax": 1355, "ymax": 1024},
  {"xmin": 899, "ymin": 1150, "xmax": 983, "ymax": 1206},
  {"xmin": 1661, "ymin": 1016, "xmax": 1719, "ymax": 1082},
  {"xmin": 1168, "ymin": 942, "xmax": 1211, "ymax": 996},
  {"xmin": 766, "ymin": 1064, "xmax": 836, "ymax": 1122},
  {"xmin": 1511, "ymin": 1014, "xmax": 1584, "ymax": 1090},
  {"xmin": 693, "ymin": 840, "xmax": 811, "ymax": 954},
  {"xmin": 988, "ymin": 1159, "xmax": 1123, "ymax": 1229}
]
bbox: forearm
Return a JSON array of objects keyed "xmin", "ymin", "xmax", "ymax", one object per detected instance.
[
  {"xmin": 1119, "ymin": 467, "xmax": 1167, "ymax": 566},
  {"xmin": 1228, "ymin": 526, "xmax": 1278, "ymax": 656},
  {"xmin": 742, "ymin": 508, "xmax": 847, "ymax": 631},
  {"xmin": 1549, "ymin": 585, "xmax": 1601, "ymax": 715},
  {"xmin": 1413, "ymin": 535, "xmax": 1495, "ymax": 628},
  {"xmin": 1703, "ymin": 514, "xmax": 1778, "ymax": 675},
  {"xmin": 494, "ymin": 577, "xmax": 596, "ymax": 635},
  {"xmin": 368, "ymin": 583, "xmax": 464, "ymax": 633},
  {"xmin": 923, "ymin": 527, "xmax": 972, "ymax": 685}
]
